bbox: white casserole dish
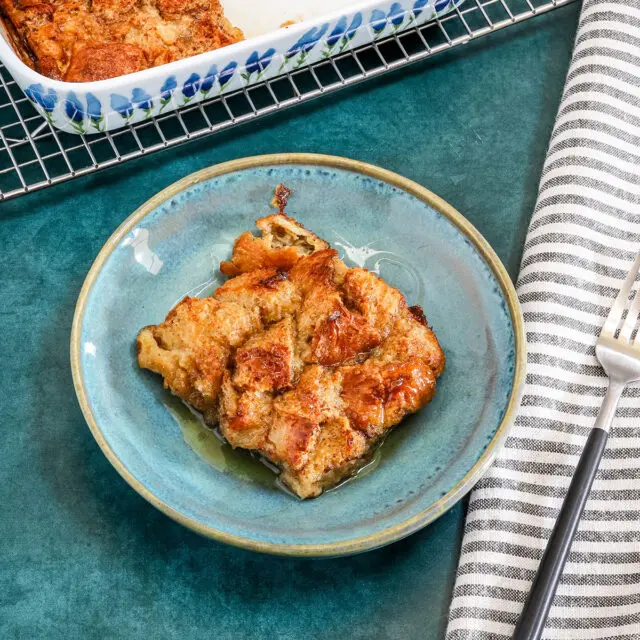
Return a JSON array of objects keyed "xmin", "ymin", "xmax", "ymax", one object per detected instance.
[{"xmin": 0, "ymin": 0, "xmax": 461, "ymax": 135}]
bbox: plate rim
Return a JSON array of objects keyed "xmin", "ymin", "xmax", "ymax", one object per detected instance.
[{"xmin": 70, "ymin": 153, "xmax": 526, "ymax": 557}]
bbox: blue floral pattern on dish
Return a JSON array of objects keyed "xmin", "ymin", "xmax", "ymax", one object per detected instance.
[
  {"xmin": 281, "ymin": 24, "xmax": 329, "ymax": 70},
  {"xmin": 322, "ymin": 14, "xmax": 363, "ymax": 57},
  {"xmin": 64, "ymin": 92, "xmax": 86, "ymax": 134},
  {"xmin": 242, "ymin": 48, "xmax": 277, "ymax": 82},
  {"xmin": 182, "ymin": 73, "xmax": 202, "ymax": 103},
  {"xmin": 159, "ymin": 75, "xmax": 177, "ymax": 113},
  {"xmin": 111, "ymin": 94, "xmax": 134, "ymax": 120},
  {"xmin": 86, "ymin": 93, "xmax": 103, "ymax": 131},
  {"xmin": 218, "ymin": 61, "xmax": 237, "ymax": 89},
  {"xmin": 370, "ymin": 3, "xmax": 409, "ymax": 37},
  {"xmin": 410, "ymin": 0, "xmax": 429, "ymax": 21},
  {"xmin": 131, "ymin": 88, "xmax": 154, "ymax": 117},
  {"xmin": 389, "ymin": 3, "xmax": 406, "ymax": 27},
  {"xmin": 24, "ymin": 83, "xmax": 58, "ymax": 124},
  {"xmin": 370, "ymin": 9, "xmax": 387, "ymax": 34},
  {"xmin": 200, "ymin": 65, "xmax": 218, "ymax": 96},
  {"xmin": 327, "ymin": 16, "xmax": 348, "ymax": 48}
]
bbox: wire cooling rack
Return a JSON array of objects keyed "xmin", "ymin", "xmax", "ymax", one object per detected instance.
[{"xmin": 0, "ymin": 0, "xmax": 577, "ymax": 201}]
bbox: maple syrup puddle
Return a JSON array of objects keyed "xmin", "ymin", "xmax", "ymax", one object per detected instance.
[{"xmin": 164, "ymin": 391, "xmax": 408, "ymax": 498}]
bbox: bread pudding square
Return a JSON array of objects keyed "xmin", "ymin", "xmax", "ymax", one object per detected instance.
[{"xmin": 138, "ymin": 200, "xmax": 445, "ymax": 498}]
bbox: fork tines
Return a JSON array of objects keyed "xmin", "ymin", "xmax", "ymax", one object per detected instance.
[{"xmin": 602, "ymin": 253, "xmax": 640, "ymax": 342}]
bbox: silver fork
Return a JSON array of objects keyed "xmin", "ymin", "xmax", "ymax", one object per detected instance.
[{"xmin": 513, "ymin": 253, "xmax": 640, "ymax": 640}]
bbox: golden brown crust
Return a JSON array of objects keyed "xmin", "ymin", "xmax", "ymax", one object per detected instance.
[
  {"xmin": 280, "ymin": 417, "xmax": 368, "ymax": 499},
  {"xmin": 340, "ymin": 366, "xmax": 385, "ymax": 437},
  {"xmin": 379, "ymin": 358, "xmax": 437, "ymax": 426},
  {"xmin": 220, "ymin": 214, "xmax": 330, "ymax": 277},
  {"xmin": 137, "ymin": 297, "xmax": 235, "ymax": 424},
  {"xmin": 376, "ymin": 306, "xmax": 446, "ymax": 377},
  {"xmin": 0, "ymin": 0, "xmax": 243, "ymax": 81},
  {"xmin": 214, "ymin": 267, "xmax": 301, "ymax": 324},
  {"xmin": 65, "ymin": 42, "xmax": 147, "ymax": 82},
  {"xmin": 310, "ymin": 301, "xmax": 381, "ymax": 366},
  {"xmin": 266, "ymin": 412, "xmax": 319, "ymax": 471},
  {"xmin": 290, "ymin": 250, "xmax": 404, "ymax": 366},
  {"xmin": 232, "ymin": 318, "xmax": 296, "ymax": 392},
  {"xmin": 219, "ymin": 377, "xmax": 272, "ymax": 450},
  {"xmin": 137, "ymin": 214, "xmax": 445, "ymax": 499}
]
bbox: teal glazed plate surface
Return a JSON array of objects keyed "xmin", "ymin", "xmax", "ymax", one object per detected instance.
[{"xmin": 71, "ymin": 154, "xmax": 525, "ymax": 557}]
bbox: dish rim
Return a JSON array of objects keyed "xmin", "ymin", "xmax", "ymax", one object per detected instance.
[{"xmin": 70, "ymin": 152, "xmax": 526, "ymax": 557}]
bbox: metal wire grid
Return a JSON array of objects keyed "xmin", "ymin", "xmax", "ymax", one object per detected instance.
[{"xmin": 0, "ymin": 0, "xmax": 577, "ymax": 201}]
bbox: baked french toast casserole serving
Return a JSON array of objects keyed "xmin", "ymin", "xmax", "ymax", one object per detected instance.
[{"xmin": 137, "ymin": 191, "xmax": 445, "ymax": 498}]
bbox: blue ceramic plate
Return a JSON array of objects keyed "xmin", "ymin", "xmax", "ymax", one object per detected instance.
[{"xmin": 71, "ymin": 154, "xmax": 525, "ymax": 557}]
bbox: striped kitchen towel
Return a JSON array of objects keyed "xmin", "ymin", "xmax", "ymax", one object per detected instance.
[{"xmin": 446, "ymin": 1, "xmax": 640, "ymax": 638}]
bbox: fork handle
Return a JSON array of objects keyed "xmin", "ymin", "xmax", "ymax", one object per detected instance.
[{"xmin": 511, "ymin": 426, "xmax": 609, "ymax": 640}]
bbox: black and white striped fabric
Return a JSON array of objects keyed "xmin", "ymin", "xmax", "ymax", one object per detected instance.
[{"xmin": 446, "ymin": 1, "xmax": 640, "ymax": 638}]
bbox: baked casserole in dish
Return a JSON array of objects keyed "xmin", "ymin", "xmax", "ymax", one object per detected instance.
[{"xmin": 0, "ymin": 0, "xmax": 461, "ymax": 133}]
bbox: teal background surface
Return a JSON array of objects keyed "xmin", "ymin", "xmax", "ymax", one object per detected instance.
[{"xmin": 1, "ymin": 5, "xmax": 579, "ymax": 638}]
